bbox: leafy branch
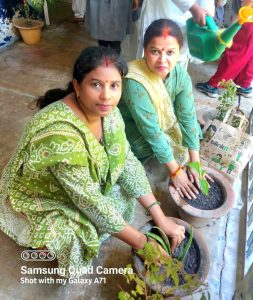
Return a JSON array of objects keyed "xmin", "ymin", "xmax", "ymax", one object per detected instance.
[
  {"xmin": 216, "ymin": 79, "xmax": 238, "ymax": 122},
  {"xmin": 117, "ymin": 240, "xmax": 209, "ymax": 300}
]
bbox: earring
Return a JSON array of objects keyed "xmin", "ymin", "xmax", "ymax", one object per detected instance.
[{"xmin": 75, "ymin": 92, "xmax": 80, "ymax": 101}]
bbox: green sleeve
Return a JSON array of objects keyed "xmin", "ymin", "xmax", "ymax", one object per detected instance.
[
  {"xmin": 167, "ymin": 67, "xmax": 200, "ymax": 151},
  {"xmin": 122, "ymin": 79, "xmax": 174, "ymax": 163},
  {"xmin": 50, "ymin": 163, "xmax": 126, "ymax": 234},
  {"xmin": 117, "ymin": 141, "xmax": 152, "ymax": 198}
]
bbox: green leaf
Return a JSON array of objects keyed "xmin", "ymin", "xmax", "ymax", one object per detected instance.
[
  {"xmin": 136, "ymin": 284, "xmax": 144, "ymax": 295},
  {"xmin": 152, "ymin": 226, "xmax": 172, "ymax": 255},
  {"xmin": 131, "ymin": 290, "xmax": 137, "ymax": 297},
  {"xmin": 178, "ymin": 225, "xmax": 193, "ymax": 261},
  {"xmin": 187, "ymin": 161, "xmax": 201, "ymax": 173},
  {"xmin": 199, "ymin": 168, "xmax": 205, "ymax": 178},
  {"xmin": 27, "ymin": 0, "xmax": 44, "ymax": 13},
  {"xmin": 118, "ymin": 291, "xmax": 131, "ymax": 300},
  {"xmin": 146, "ymin": 232, "xmax": 169, "ymax": 254},
  {"xmin": 151, "ymin": 293, "xmax": 164, "ymax": 300},
  {"xmin": 171, "ymin": 272, "xmax": 179, "ymax": 287},
  {"xmin": 200, "ymin": 179, "xmax": 209, "ymax": 195}
]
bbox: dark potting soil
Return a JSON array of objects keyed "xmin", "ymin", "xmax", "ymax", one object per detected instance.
[{"xmin": 183, "ymin": 180, "xmax": 224, "ymax": 210}]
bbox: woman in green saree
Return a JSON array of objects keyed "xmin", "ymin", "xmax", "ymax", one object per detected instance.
[
  {"xmin": 0, "ymin": 47, "xmax": 185, "ymax": 277},
  {"xmin": 119, "ymin": 19, "xmax": 212, "ymax": 200}
]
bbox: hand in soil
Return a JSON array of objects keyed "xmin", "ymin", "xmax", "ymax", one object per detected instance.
[
  {"xmin": 171, "ymin": 169, "xmax": 199, "ymax": 199},
  {"xmin": 186, "ymin": 167, "xmax": 214, "ymax": 191},
  {"xmin": 156, "ymin": 217, "xmax": 185, "ymax": 253}
]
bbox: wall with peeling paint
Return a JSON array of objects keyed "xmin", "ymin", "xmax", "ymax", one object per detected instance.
[{"xmin": 0, "ymin": 0, "xmax": 23, "ymax": 48}]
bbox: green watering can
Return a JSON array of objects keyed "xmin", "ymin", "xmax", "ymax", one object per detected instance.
[{"xmin": 186, "ymin": 6, "xmax": 253, "ymax": 62}]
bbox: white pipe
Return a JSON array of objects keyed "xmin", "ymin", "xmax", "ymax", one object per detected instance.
[{"xmin": 44, "ymin": 0, "xmax": 50, "ymax": 26}]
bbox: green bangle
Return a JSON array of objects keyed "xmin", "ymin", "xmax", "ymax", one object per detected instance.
[{"xmin": 145, "ymin": 201, "xmax": 161, "ymax": 216}]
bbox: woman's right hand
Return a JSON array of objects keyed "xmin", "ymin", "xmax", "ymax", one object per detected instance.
[{"xmin": 170, "ymin": 168, "xmax": 199, "ymax": 199}]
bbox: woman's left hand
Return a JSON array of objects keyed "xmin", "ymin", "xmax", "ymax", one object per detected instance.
[{"xmin": 155, "ymin": 217, "xmax": 185, "ymax": 253}]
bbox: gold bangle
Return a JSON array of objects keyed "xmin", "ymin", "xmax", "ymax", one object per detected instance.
[{"xmin": 145, "ymin": 201, "xmax": 161, "ymax": 216}]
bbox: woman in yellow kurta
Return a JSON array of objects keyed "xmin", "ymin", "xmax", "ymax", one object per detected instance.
[{"xmin": 0, "ymin": 47, "xmax": 185, "ymax": 277}]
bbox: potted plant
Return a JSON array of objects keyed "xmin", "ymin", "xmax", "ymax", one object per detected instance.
[
  {"xmin": 12, "ymin": 0, "xmax": 52, "ymax": 45},
  {"xmin": 169, "ymin": 163, "xmax": 236, "ymax": 227},
  {"xmin": 197, "ymin": 79, "xmax": 239, "ymax": 127},
  {"xmin": 118, "ymin": 217, "xmax": 210, "ymax": 299}
]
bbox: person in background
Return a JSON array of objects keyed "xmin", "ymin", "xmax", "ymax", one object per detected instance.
[
  {"xmin": 72, "ymin": 0, "xmax": 86, "ymax": 23},
  {"xmin": 215, "ymin": 0, "xmax": 227, "ymax": 28},
  {"xmin": 0, "ymin": 47, "xmax": 185, "ymax": 277},
  {"xmin": 85, "ymin": 0, "xmax": 139, "ymax": 54},
  {"xmin": 119, "ymin": 19, "xmax": 212, "ymax": 200},
  {"xmin": 122, "ymin": 0, "xmax": 214, "ymax": 66},
  {"xmin": 196, "ymin": 0, "xmax": 253, "ymax": 98}
]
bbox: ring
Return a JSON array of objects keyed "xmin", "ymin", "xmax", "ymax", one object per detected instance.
[{"xmin": 176, "ymin": 187, "xmax": 180, "ymax": 191}]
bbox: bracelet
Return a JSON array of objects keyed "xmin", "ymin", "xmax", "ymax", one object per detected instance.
[
  {"xmin": 145, "ymin": 201, "xmax": 161, "ymax": 216},
  {"xmin": 169, "ymin": 166, "xmax": 182, "ymax": 178}
]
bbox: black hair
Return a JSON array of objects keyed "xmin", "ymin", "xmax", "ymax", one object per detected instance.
[
  {"xmin": 37, "ymin": 46, "xmax": 128, "ymax": 109},
  {"xmin": 143, "ymin": 19, "xmax": 184, "ymax": 49}
]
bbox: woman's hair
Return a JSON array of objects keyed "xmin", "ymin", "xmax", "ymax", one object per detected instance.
[
  {"xmin": 37, "ymin": 46, "xmax": 128, "ymax": 109},
  {"xmin": 143, "ymin": 19, "xmax": 183, "ymax": 49}
]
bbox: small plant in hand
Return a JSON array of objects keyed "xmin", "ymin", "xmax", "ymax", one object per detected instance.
[
  {"xmin": 118, "ymin": 226, "xmax": 209, "ymax": 299},
  {"xmin": 187, "ymin": 162, "xmax": 209, "ymax": 196},
  {"xmin": 216, "ymin": 79, "xmax": 239, "ymax": 122}
]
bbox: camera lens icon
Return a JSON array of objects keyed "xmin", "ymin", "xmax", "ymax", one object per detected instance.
[
  {"xmin": 21, "ymin": 251, "xmax": 30, "ymax": 260},
  {"xmin": 21, "ymin": 250, "xmax": 56, "ymax": 261},
  {"xmin": 39, "ymin": 252, "xmax": 47, "ymax": 259},
  {"xmin": 31, "ymin": 252, "xmax": 38, "ymax": 259}
]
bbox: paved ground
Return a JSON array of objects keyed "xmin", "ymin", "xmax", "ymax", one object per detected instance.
[{"xmin": 0, "ymin": 2, "xmax": 252, "ymax": 299}]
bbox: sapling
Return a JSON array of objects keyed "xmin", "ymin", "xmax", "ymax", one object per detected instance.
[
  {"xmin": 117, "ymin": 234, "xmax": 209, "ymax": 300},
  {"xmin": 145, "ymin": 225, "xmax": 193, "ymax": 262},
  {"xmin": 216, "ymin": 79, "xmax": 238, "ymax": 122},
  {"xmin": 187, "ymin": 162, "xmax": 209, "ymax": 196}
]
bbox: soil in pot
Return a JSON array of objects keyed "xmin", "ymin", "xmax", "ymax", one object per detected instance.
[{"xmin": 183, "ymin": 180, "xmax": 224, "ymax": 210}]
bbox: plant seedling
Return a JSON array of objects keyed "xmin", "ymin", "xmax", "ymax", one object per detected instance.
[
  {"xmin": 216, "ymin": 79, "xmax": 238, "ymax": 122},
  {"xmin": 117, "ymin": 228, "xmax": 208, "ymax": 300},
  {"xmin": 145, "ymin": 225, "xmax": 193, "ymax": 262},
  {"xmin": 187, "ymin": 162, "xmax": 209, "ymax": 196}
]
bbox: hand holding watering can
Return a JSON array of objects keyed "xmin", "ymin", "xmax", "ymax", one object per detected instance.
[{"xmin": 187, "ymin": 6, "xmax": 253, "ymax": 62}]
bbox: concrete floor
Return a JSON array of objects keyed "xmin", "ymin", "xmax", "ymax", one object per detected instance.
[{"xmin": 0, "ymin": 2, "xmax": 253, "ymax": 300}]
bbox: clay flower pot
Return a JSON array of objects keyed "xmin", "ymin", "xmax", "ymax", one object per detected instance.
[
  {"xmin": 169, "ymin": 166, "xmax": 236, "ymax": 227},
  {"xmin": 133, "ymin": 217, "xmax": 210, "ymax": 298},
  {"xmin": 13, "ymin": 18, "xmax": 44, "ymax": 45}
]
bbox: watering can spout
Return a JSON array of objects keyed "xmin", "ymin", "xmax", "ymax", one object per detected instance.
[{"xmin": 187, "ymin": 6, "xmax": 253, "ymax": 62}]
